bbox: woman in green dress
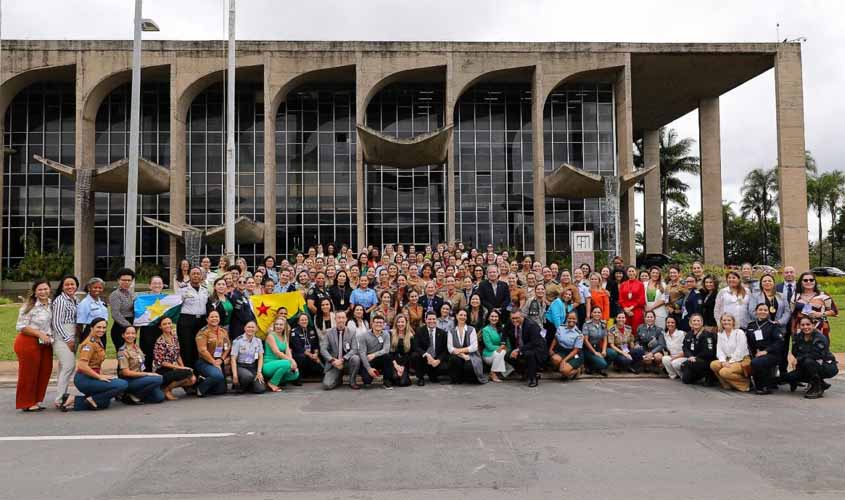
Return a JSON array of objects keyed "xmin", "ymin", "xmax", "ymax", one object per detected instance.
[
  {"xmin": 481, "ymin": 310, "xmax": 513, "ymax": 382},
  {"xmin": 261, "ymin": 316, "xmax": 300, "ymax": 391}
]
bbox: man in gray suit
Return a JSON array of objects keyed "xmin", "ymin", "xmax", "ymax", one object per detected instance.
[{"xmin": 319, "ymin": 311, "xmax": 356, "ymax": 390}]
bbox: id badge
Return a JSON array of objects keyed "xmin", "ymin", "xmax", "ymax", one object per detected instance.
[
  {"xmin": 213, "ymin": 346, "xmax": 223, "ymax": 358},
  {"xmin": 754, "ymin": 329, "xmax": 763, "ymax": 341},
  {"xmin": 628, "ymin": 292, "xmax": 632, "ymax": 300}
]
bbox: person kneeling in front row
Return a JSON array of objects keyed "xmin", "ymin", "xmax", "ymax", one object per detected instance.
[
  {"xmin": 507, "ymin": 310, "xmax": 546, "ymax": 387},
  {"xmin": 680, "ymin": 314, "xmax": 718, "ymax": 385},
  {"xmin": 349, "ymin": 314, "xmax": 393, "ymax": 389},
  {"xmin": 319, "ymin": 311, "xmax": 356, "ymax": 390},
  {"xmin": 231, "ymin": 321, "xmax": 266, "ymax": 394},
  {"xmin": 117, "ymin": 326, "xmax": 165, "ymax": 405},
  {"xmin": 745, "ymin": 303, "xmax": 784, "ymax": 395},
  {"xmin": 784, "ymin": 317, "xmax": 838, "ymax": 399},
  {"xmin": 709, "ymin": 313, "xmax": 751, "ymax": 392},
  {"xmin": 549, "ymin": 311, "xmax": 584, "ymax": 381},
  {"xmin": 413, "ymin": 311, "xmax": 450, "ymax": 385},
  {"xmin": 194, "ymin": 310, "xmax": 229, "ymax": 397},
  {"xmin": 73, "ymin": 318, "xmax": 128, "ymax": 411}
]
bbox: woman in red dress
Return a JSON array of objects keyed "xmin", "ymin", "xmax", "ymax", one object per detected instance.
[
  {"xmin": 618, "ymin": 266, "xmax": 646, "ymax": 335},
  {"xmin": 14, "ymin": 279, "xmax": 54, "ymax": 412}
]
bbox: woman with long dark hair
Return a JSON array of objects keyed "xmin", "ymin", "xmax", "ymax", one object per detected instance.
[
  {"xmin": 14, "ymin": 279, "xmax": 54, "ymax": 412},
  {"xmin": 72, "ymin": 317, "xmax": 129, "ymax": 410},
  {"xmin": 51, "ymin": 274, "xmax": 79, "ymax": 410},
  {"xmin": 700, "ymin": 274, "xmax": 719, "ymax": 332}
]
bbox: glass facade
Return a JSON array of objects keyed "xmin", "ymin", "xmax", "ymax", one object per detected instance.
[
  {"xmin": 187, "ymin": 83, "xmax": 265, "ymax": 265},
  {"xmin": 2, "ymin": 73, "xmax": 616, "ymax": 273},
  {"xmin": 455, "ymin": 85, "xmax": 534, "ymax": 251},
  {"xmin": 543, "ymin": 83, "xmax": 616, "ymax": 254},
  {"xmin": 2, "ymin": 82, "xmax": 76, "ymax": 272},
  {"xmin": 366, "ymin": 85, "xmax": 446, "ymax": 247},
  {"xmin": 94, "ymin": 82, "xmax": 170, "ymax": 276},
  {"xmin": 276, "ymin": 86, "xmax": 356, "ymax": 256}
]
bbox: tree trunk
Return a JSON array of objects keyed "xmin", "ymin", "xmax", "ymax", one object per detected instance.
[
  {"xmin": 818, "ymin": 208, "xmax": 824, "ymax": 264},
  {"xmin": 831, "ymin": 206, "xmax": 837, "ymax": 266},
  {"xmin": 662, "ymin": 197, "xmax": 669, "ymax": 254}
]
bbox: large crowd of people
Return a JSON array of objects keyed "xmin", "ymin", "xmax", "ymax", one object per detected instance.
[{"xmin": 13, "ymin": 242, "xmax": 840, "ymax": 412}]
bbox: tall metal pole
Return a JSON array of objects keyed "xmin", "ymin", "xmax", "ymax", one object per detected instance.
[
  {"xmin": 125, "ymin": 0, "xmax": 143, "ymax": 270},
  {"xmin": 225, "ymin": 0, "xmax": 236, "ymax": 258}
]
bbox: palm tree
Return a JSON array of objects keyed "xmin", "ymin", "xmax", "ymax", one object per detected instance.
[
  {"xmin": 634, "ymin": 128, "xmax": 700, "ymax": 253},
  {"xmin": 740, "ymin": 168, "xmax": 778, "ymax": 264},
  {"xmin": 806, "ymin": 172, "xmax": 838, "ymax": 263},
  {"xmin": 824, "ymin": 170, "xmax": 845, "ymax": 265}
]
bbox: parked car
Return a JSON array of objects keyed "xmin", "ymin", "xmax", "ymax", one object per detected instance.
[
  {"xmin": 810, "ymin": 267, "xmax": 845, "ymax": 277},
  {"xmin": 636, "ymin": 253, "xmax": 671, "ymax": 269},
  {"xmin": 754, "ymin": 265, "xmax": 777, "ymax": 275}
]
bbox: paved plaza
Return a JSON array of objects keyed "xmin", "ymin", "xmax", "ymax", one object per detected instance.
[{"xmin": 1, "ymin": 378, "xmax": 844, "ymax": 499}]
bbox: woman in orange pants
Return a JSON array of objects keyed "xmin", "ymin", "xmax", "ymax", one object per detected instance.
[{"xmin": 14, "ymin": 279, "xmax": 55, "ymax": 412}]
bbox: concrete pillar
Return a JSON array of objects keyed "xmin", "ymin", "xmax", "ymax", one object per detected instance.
[
  {"xmin": 445, "ymin": 55, "xmax": 456, "ymax": 244},
  {"xmin": 169, "ymin": 73, "xmax": 187, "ymax": 282},
  {"xmin": 615, "ymin": 58, "xmax": 636, "ymax": 265},
  {"xmin": 643, "ymin": 129, "xmax": 662, "ymax": 254},
  {"xmin": 698, "ymin": 97, "xmax": 725, "ymax": 266},
  {"xmin": 354, "ymin": 61, "xmax": 366, "ymax": 251},
  {"xmin": 263, "ymin": 64, "xmax": 277, "ymax": 258},
  {"xmin": 0, "ymin": 124, "xmax": 5, "ymax": 280},
  {"xmin": 531, "ymin": 65, "xmax": 546, "ymax": 264},
  {"xmin": 774, "ymin": 46, "xmax": 810, "ymax": 271},
  {"xmin": 74, "ymin": 63, "xmax": 96, "ymax": 282}
]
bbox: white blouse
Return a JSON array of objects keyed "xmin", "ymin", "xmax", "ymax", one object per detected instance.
[
  {"xmin": 716, "ymin": 329, "xmax": 749, "ymax": 363},
  {"xmin": 714, "ymin": 287, "xmax": 750, "ymax": 327}
]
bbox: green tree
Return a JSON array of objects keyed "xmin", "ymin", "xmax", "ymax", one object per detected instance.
[
  {"xmin": 806, "ymin": 172, "xmax": 839, "ymax": 263},
  {"xmin": 634, "ymin": 128, "xmax": 701, "ymax": 254},
  {"xmin": 740, "ymin": 167, "xmax": 779, "ymax": 264},
  {"xmin": 824, "ymin": 170, "xmax": 845, "ymax": 265}
]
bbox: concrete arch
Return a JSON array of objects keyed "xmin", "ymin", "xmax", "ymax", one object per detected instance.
[
  {"xmin": 80, "ymin": 65, "xmax": 171, "ymax": 127},
  {"xmin": 0, "ymin": 65, "xmax": 76, "ymax": 124},
  {"xmin": 361, "ymin": 65, "xmax": 446, "ymax": 118},
  {"xmin": 174, "ymin": 64, "xmax": 264, "ymax": 124},
  {"xmin": 268, "ymin": 64, "xmax": 355, "ymax": 119},
  {"xmin": 451, "ymin": 65, "xmax": 535, "ymax": 110},
  {"xmin": 540, "ymin": 66, "xmax": 622, "ymax": 110}
]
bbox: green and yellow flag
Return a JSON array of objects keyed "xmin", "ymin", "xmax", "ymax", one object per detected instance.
[{"xmin": 249, "ymin": 291, "xmax": 307, "ymax": 334}]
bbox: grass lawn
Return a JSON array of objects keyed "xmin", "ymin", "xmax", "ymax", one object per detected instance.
[
  {"xmin": 0, "ymin": 304, "xmax": 116, "ymax": 361},
  {"xmin": 0, "ymin": 298, "xmax": 843, "ymax": 361}
]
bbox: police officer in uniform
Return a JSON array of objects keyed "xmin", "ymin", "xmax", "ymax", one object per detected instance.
[
  {"xmin": 177, "ymin": 267, "xmax": 209, "ymax": 373},
  {"xmin": 228, "ymin": 277, "xmax": 256, "ymax": 341},
  {"xmin": 72, "ymin": 318, "xmax": 128, "ymax": 411},
  {"xmin": 745, "ymin": 303, "xmax": 784, "ymax": 395},
  {"xmin": 784, "ymin": 316, "xmax": 838, "ymax": 399},
  {"xmin": 117, "ymin": 326, "xmax": 165, "ymax": 404},
  {"xmin": 230, "ymin": 321, "xmax": 266, "ymax": 394},
  {"xmin": 680, "ymin": 275, "xmax": 703, "ymax": 332},
  {"xmin": 680, "ymin": 313, "xmax": 718, "ymax": 385}
]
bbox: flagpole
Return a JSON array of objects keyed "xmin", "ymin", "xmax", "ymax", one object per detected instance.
[{"xmin": 225, "ymin": 0, "xmax": 236, "ymax": 259}]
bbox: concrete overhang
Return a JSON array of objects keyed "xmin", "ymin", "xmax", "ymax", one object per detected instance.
[
  {"xmin": 143, "ymin": 216, "xmax": 265, "ymax": 245},
  {"xmin": 32, "ymin": 154, "xmax": 170, "ymax": 194},
  {"xmin": 630, "ymin": 50, "xmax": 775, "ymax": 137},
  {"xmin": 357, "ymin": 124, "xmax": 453, "ymax": 168},
  {"xmin": 544, "ymin": 163, "xmax": 658, "ymax": 199}
]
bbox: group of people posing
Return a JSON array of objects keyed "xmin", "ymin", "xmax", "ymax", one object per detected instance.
[{"xmin": 13, "ymin": 242, "xmax": 840, "ymax": 412}]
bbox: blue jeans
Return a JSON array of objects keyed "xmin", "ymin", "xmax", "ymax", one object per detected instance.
[
  {"xmin": 73, "ymin": 373, "xmax": 129, "ymax": 410},
  {"xmin": 195, "ymin": 359, "xmax": 227, "ymax": 396},
  {"xmin": 125, "ymin": 375, "xmax": 165, "ymax": 403}
]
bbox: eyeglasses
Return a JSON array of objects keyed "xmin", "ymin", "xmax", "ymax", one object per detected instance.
[{"xmin": 802, "ymin": 278, "xmax": 815, "ymax": 282}]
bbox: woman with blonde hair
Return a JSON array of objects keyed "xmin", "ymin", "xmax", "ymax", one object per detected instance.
[
  {"xmin": 709, "ymin": 313, "xmax": 751, "ymax": 392},
  {"xmin": 715, "ymin": 270, "xmax": 750, "ymax": 329},
  {"xmin": 644, "ymin": 266, "xmax": 668, "ymax": 329},
  {"xmin": 262, "ymin": 315, "xmax": 300, "ymax": 391},
  {"xmin": 390, "ymin": 314, "xmax": 416, "ymax": 387}
]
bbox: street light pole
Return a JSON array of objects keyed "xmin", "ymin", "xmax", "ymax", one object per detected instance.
[
  {"xmin": 225, "ymin": 0, "xmax": 236, "ymax": 259},
  {"xmin": 125, "ymin": 0, "xmax": 143, "ymax": 270}
]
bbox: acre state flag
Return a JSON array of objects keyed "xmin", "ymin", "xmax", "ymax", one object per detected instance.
[{"xmin": 249, "ymin": 291, "xmax": 307, "ymax": 334}]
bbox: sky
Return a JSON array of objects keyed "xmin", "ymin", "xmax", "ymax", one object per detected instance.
[{"xmin": 2, "ymin": 0, "xmax": 844, "ymax": 241}]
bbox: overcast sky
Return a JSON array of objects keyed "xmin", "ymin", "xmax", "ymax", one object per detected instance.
[{"xmin": 3, "ymin": 0, "xmax": 843, "ymax": 241}]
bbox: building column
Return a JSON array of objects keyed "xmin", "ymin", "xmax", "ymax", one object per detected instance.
[
  {"xmin": 169, "ymin": 76, "xmax": 187, "ymax": 283},
  {"xmin": 615, "ymin": 58, "xmax": 636, "ymax": 265},
  {"xmin": 74, "ymin": 64, "xmax": 96, "ymax": 282},
  {"xmin": 354, "ymin": 62, "xmax": 366, "ymax": 251},
  {"xmin": 263, "ymin": 69, "xmax": 277, "ymax": 258},
  {"xmin": 643, "ymin": 129, "xmax": 662, "ymax": 254},
  {"xmin": 775, "ymin": 46, "xmax": 810, "ymax": 271},
  {"xmin": 698, "ymin": 97, "xmax": 725, "ymax": 266},
  {"xmin": 445, "ymin": 54, "xmax": 456, "ymax": 244},
  {"xmin": 531, "ymin": 64, "xmax": 546, "ymax": 264},
  {"xmin": 0, "ymin": 124, "xmax": 5, "ymax": 280}
]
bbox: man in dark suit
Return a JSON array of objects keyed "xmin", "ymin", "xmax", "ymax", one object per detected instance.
[
  {"xmin": 507, "ymin": 309, "xmax": 546, "ymax": 387},
  {"xmin": 413, "ymin": 311, "xmax": 449, "ymax": 386},
  {"xmin": 477, "ymin": 266, "xmax": 510, "ymax": 317}
]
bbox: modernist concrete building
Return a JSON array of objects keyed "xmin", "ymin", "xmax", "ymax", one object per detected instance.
[{"xmin": 0, "ymin": 40, "xmax": 809, "ymax": 280}]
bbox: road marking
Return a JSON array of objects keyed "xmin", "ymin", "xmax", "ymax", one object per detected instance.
[{"xmin": 0, "ymin": 433, "xmax": 235, "ymax": 442}]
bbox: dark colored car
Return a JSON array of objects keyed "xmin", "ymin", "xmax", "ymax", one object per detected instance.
[
  {"xmin": 810, "ymin": 267, "xmax": 845, "ymax": 277},
  {"xmin": 636, "ymin": 253, "xmax": 671, "ymax": 269}
]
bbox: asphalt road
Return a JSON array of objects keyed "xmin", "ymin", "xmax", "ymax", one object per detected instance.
[{"xmin": 1, "ymin": 378, "xmax": 844, "ymax": 500}]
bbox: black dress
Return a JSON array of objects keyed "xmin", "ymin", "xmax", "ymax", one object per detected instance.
[{"xmin": 391, "ymin": 335, "xmax": 417, "ymax": 386}]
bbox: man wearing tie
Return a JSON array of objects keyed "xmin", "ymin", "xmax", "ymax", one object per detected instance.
[
  {"xmin": 776, "ymin": 265, "xmax": 798, "ymax": 378},
  {"xmin": 318, "ymin": 311, "xmax": 356, "ymax": 390},
  {"xmin": 413, "ymin": 311, "xmax": 449, "ymax": 386},
  {"xmin": 508, "ymin": 309, "xmax": 547, "ymax": 387},
  {"xmin": 478, "ymin": 266, "xmax": 511, "ymax": 319}
]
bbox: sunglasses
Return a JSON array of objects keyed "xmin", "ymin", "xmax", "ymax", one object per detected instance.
[{"xmin": 802, "ymin": 278, "xmax": 815, "ymax": 282}]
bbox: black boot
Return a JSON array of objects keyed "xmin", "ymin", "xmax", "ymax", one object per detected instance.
[{"xmin": 804, "ymin": 381, "xmax": 823, "ymax": 399}]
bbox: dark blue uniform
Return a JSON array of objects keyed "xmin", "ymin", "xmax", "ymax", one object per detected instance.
[
  {"xmin": 744, "ymin": 319, "xmax": 783, "ymax": 392},
  {"xmin": 784, "ymin": 331, "xmax": 838, "ymax": 397},
  {"xmin": 680, "ymin": 329, "xmax": 717, "ymax": 385}
]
